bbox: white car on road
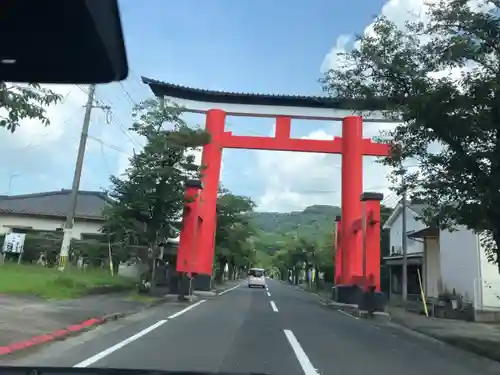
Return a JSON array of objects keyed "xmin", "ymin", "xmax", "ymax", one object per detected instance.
[{"xmin": 248, "ymin": 268, "xmax": 266, "ymax": 288}]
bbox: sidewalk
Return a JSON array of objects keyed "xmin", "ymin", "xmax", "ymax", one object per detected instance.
[
  {"xmin": 387, "ymin": 305, "xmax": 500, "ymax": 361},
  {"xmin": 0, "ymin": 280, "xmax": 242, "ymax": 356},
  {"xmin": 0, "ymin": 289, "xmax": 172, "ymax": 353},
  {"xmin": 295, "ymin": 283, "xmax": 500, "ymax": 362}
]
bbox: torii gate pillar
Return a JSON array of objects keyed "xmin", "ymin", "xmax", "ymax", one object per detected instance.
[
  {"xmin": 340, "ymin": 116, "xmax": 363, "ymax": 284},
  {"xmin": 141, "ymin": 76, "xmax": 392, "ymax": 289}
]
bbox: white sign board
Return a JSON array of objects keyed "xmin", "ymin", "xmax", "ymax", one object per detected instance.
[{"xmin": 2, "ymin": 232, "xmax": 26, "ymax": 254}]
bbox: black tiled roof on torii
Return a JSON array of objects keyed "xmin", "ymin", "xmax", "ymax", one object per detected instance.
[
  {"xmin": 141, "ymin": 77, "xmax": 393, "ymax": 111},
  {"xmin": 0, "ymin": 190, "xmax": 112, "ymax": 220}
]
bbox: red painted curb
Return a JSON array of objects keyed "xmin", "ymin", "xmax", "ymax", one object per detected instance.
[{"xmin": 0, "ymin": 317, "xmax": 105, "ymax": 356}]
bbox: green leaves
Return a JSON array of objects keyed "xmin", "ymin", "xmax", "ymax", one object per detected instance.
[
  {"xmin": 0, "ymin": 83, "xmax": 63, "ymax": 132},
  {"xmin": 322, "ymin": 1, "xmax": 500, "ymax": 267},
  {"xmin": 103, "ymin": 98, "xmax": 209, "ymax": 250},
  {"xmin": 215, "ymin": 190, "xmax": 256, "ymax": 268}
]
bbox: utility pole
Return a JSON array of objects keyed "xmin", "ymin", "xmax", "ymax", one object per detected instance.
[
  {"xmin": 58, "ymin": 85, "xmax": 109, "ymax": 270},
  {"xmin": 401, "ymin": 171, "xmax": 408, "ymax": 302}
]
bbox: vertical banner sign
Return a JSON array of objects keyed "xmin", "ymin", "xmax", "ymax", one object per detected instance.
[{"xmin": 2, "ymin": 232, "xmax": 26, "ymax": 254}]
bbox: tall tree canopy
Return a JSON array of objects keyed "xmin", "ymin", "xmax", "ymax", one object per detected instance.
[
  {"xmin": 1, "ymin": 83, "xmax": 63, "ymax": 132},
  {"xmin": 322, "ymin": 0, "xmax": 500, "ymax": 267},
  {"xmin": 214, "ymin": 187, "xmax": 256, "ymax": 281},
  {"xmin": 270, "ymin": 231, "xmax": 335, "ymax": 285},
  {"xmin": 103, "ymin": 99, "xmax": 209, "ymax": 257}
]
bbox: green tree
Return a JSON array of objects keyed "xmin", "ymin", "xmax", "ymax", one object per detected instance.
[
  {"xmin": 102, "ymin": 98, "xmax": 209, "ymax": 282},
  {"xmin": 215, "ymin": 188, "xmax": 256, "ymax": 282},
  {"xmin": 1, "ymin": 83, "xmax": 63, "ymax": 132},
  {"xmin": 270, "ymin": 233, "xmax": 334, "ymax": 286},
  {"xmin": 322, "ymin": 0, "xmax": 500, "ymax": 268},
  {"xmin": 313, "ymin": 232, "xmax": 335, "ymax": 285},
  {"xmin": 272, "ymin": 236, "xmax": 308, "ymax": 284}
]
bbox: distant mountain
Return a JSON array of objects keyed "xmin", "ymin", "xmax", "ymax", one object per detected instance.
[
  {"xmin": 250, "ymin": 204, "xmax": 392, "ymax": 269},
  {"xmin": 250, "ymin": 205, "xmax": 341, "ymax": 239}
]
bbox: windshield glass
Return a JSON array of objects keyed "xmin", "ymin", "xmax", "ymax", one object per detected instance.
[{"xmin": 249, "ymin": 269, "xmax": 264, "ymax": 278}]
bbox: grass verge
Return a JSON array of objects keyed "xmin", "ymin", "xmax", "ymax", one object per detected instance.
[{"xmin": 0, "ymin": 263, "xmax": 135, "ymax": 299}]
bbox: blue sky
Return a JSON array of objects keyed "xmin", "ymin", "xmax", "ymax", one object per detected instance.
[{"xmin": 2, "ymin": 0, "xmax": 401, "ymax": 212}]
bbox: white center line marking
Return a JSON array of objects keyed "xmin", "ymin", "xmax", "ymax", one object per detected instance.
[
  {"xmin": 337, "ymin": 309, "xmax": 359, "ymax": 319},
  {"xmin": 267, "ymin": 291, "xmax": 271, "ymax": 297},
  {"xmin": 284, "ymin": 329, "xmax": 320, "ymax": 375},
  {"xmin": 270, "ymin": 300, "xmax": 279, "ymax": 312},
  {"xmin": 73, "ymin": 300, "xmax": 206, "ymax": 368},
  {"xmin": 218, "ymin": 283, "xmax": 241, "ymax": 295}
]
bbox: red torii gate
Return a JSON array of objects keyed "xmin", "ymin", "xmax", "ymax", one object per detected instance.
[{"xmin": 143, "ymin": 77, "xmax": 391, "ymax": 292}]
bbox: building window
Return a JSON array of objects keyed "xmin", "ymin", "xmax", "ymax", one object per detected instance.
[{"xmin": 10, "ymin": 227, "xmax": 31, "ymax": 234}]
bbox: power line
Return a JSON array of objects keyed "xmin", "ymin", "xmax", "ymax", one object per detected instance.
[
  {"xmin": 91, "ymin": 88, "xmax": 144, "ymax": 150},
  {"xmin": 87, "ymin": 135, "xmax": 128, "ymax": 155},
  {"xmin": 119, "ymin": 81, "xmax": 138, "ymax": 106}
]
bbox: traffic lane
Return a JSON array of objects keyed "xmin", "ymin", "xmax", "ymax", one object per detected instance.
[
  {"xmin": 216, "ymin": 285, "xmax": 303, "ymax": 375},
  {"xmin": 267, "ymin": 281, "xmax": 500, "ymax": 375},
  {"xmin": 2, "ymin": 301, "xmax": 205, "ymax": 367},
  {"xmin": 75, "ymin": 284, "xmax": 304, "ymax": 375}
]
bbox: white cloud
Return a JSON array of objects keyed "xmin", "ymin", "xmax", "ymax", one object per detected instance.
[
  {"xmin": 0, "ymin": 85, "xmax": 89, "ymax": 183},
  {"xmin": 0, "ymin": 83, "xmax": 149, "ymax": 193},
  {"xmin": 114, "ymin": 140, "xmax": 220, "ymax": 186},
  {"xmin": 0, "ymin": 84, "xmax": 88, "ymax": 149},
  {"xmin": 255, "ymin": 0, "xmax": 429, "ymax": 212},
  {"xmin": 256, "ymin": 0, "xmax": 494, "ymax": 213},
  {"xmin": 256, "ymin": 124, "xmax": 394, "ymax": 212}
]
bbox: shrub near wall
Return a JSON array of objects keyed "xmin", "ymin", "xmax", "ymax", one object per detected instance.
[{"xmin": 0, "ymin": 232, "xmax": 62, "ymax": 264}]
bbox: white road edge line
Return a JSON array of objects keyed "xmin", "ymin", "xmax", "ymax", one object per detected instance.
[
  {"xmin": 73, "ymin": 300, "xmax": 207, "ymax": 368},
  {"xmin": 168, "ymin": 299, "xmax": 206, "ymax": 319},
  {"xmin": 218, "ymin": 283, "xmax": 241, "ymax": 295},
  {"xmin": 283, "ymin": 329, "xmax": 320, "ymax": 375},
  {"xmin": 73, "ymin": 319, "xmax": 167, "ymax": 368},
  {"xmin": 270, "ymin": 300, "xmax": 279, "ymax": 312},
  {"xmin": 267, "ymin": 291, "xmax": 271, "ymax": 297},
  {"xmin": 337, "ymin": 309, "xmax": 359, "ymax": 319}
]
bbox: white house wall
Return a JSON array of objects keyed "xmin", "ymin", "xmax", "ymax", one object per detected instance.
[
  {"xmin": 0, "ymin": 214, "xmax": 103, "ymax": 239},
  {"xmin": 477, "ymin": 233, "xmax": 500, "ymax": 310},
  {"xmin": 424, "ymin": 238, "xmax": 441, "ymax": 298},
  {"xmin": 439, "ymin": 226, "xmax": 480, "ymax": 302},
  {"xmin": 389, "ymin": 208, "xmax": 426, "ymax": 255}
]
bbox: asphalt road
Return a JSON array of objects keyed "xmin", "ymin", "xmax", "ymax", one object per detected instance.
[{"xmin": 5, "ymin": 279, "xmax": 500, "ymax": 375}]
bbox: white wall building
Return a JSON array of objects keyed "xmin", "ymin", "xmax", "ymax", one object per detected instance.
[
  {"xmin": 383, "ymin": 201, "xmax": 500, "ymax": 321},
  {"xmin": 0, "ymin": 189, "xmax": 110, "ymax": 238}
]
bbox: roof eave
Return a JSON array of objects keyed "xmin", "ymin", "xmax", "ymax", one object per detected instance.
[
  {"xmin": 0, "ymin": 211, "xmax": 105, "ymax": 221},
  {"xmin": 141, "ymin": 77, "xmax": 396, "ymax": 112},
  {"xmin": 382, "ymin": 203, "xmax": 401, "ymax": 230}
]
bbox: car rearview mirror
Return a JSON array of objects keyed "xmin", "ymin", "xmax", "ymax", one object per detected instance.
[{"xmin": 0, "ymin": 0, "xmax": 128, "ymax": 84}]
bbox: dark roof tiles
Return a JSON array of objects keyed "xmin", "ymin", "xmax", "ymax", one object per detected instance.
[
  {"xmin": 141, "ymin": 77, "xmax": 393, "ymax": 111},
  {"xmin": 0, "ymin": 190, "xmax": 110, "ymax": 220}
]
